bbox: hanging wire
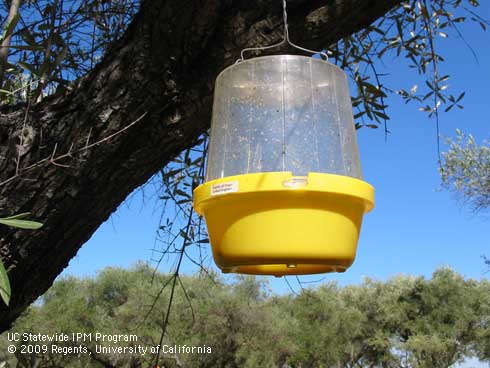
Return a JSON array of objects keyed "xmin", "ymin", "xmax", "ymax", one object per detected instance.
[{"xmin": 237, "ymin": 0, "xmax": 329, "ymax": 63}]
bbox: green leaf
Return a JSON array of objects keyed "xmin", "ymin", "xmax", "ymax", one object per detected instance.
[
  {"xmin": 1, "ymin": 212, "xmax": 32, "ymax": 220},
  {"xmin": 0, "ymin": 218, "xmax": 43, "ymax": 229},
  {"xmin": 456, "ymin": 92, "xmax": 465, "ymax": 102},
  {"xmin": 179, "ymin": 229, "xmax": 191, "ymax": 241},
  {"xmin": 19, "ymin": 29, "xmax": 38, "ymax": 47},
  {"xmin": 1, "ymin": 13, "xmax": 19, "ymax": 40},
  {"xmin": 164, "ymin": 168, "xmax": 184, "ymax": 178},
  {"xmin": 0, "ymin": 89, "xmax": 14, "ymax": 96},
  {"xmin": 17, "ymin": 61, "xmax": 41, "ymax": 77},
  {"xmin": 174, "ymin": 189, "xmax": 190, "ymax": 199},
  {"xmin": 373, "ymin": 111, "xmax": 390, "ymax": 120},
  {"xmin": 0, "ymin": 259, "xmax": 11, "ymax": 306}
]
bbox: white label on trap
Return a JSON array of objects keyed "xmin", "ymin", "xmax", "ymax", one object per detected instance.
[{"xmin": 211, "ymin": 181, "xmax": 239, "ymax": 196}]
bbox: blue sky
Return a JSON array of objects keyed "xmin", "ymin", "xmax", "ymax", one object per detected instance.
[{"xmin": 63, "ymin": 8, "xmax": 490, "ymax": 291}]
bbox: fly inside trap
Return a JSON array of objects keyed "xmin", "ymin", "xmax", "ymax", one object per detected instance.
[{"xmin": 193, "ymin": 55, "xmax": 375, "ymax": 277}]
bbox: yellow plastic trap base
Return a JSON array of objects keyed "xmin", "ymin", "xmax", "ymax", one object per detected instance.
[{"xmin": 193, "ymin": 172, "xmax": 374, "ymax": 277}]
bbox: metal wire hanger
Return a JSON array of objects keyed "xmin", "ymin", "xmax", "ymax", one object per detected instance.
[{"xmin": 236, "ymin": 0, "xmax": 329, "ymax": 63}]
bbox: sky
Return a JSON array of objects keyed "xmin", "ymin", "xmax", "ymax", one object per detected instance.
[{"xmin": 58, "ymin": 7, "xmax": 490, "ymax": 367}]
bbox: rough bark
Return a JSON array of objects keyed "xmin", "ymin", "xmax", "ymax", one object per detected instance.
[{"xmin": 0, "ymin": 0, "xmax": 402, "ymax": 329}]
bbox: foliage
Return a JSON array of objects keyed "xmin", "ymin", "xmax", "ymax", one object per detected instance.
[
  {"xmin": 0, "ymin": 213, "xmax": 43, "ymax": 306},
  {"xmin": 0, "ymin": 0, "xmax": 139, "ymax": 103},
  {"xmin": 330, "ymin": 0, "xmax": 488, "ymax": 132},
  {"xmin": 440, "ymin": 130, "xmax": 490, "ymax": 212},
  {"xmin": 0, "ymin": 260, "xmax": 9, "ymax": 307},
  {"xmin": 0, "ymin": 265, "xmax": 489, "ymax": 368},
  {"xmin": 394, "ymin": 269, "xmax": 482, "ymax": 367},
  {"xmin": 0, "ymin": 213, "xmax": 43, "ymax": 230}
]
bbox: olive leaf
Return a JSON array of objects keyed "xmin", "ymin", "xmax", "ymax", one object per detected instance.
[
  {"xmin": 0, "ymin": 259, "xmax": 11, "ymax": 306},
  {"xmin": 0, "ymin": 213, "xmax": 43, "ymax": 229},
  {"xmin": 0, "ymin": 214, "xmax": 43, "ymax": 305}
]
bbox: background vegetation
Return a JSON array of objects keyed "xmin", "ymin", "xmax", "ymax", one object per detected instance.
[{"xmin": 0, "ymin": 265, "xmax": 489, "ymax": 368}]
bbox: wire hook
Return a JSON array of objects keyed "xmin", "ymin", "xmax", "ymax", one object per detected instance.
[{"xmin": 236, "ymin": 0, "xmax": 329, "ymax": 63}]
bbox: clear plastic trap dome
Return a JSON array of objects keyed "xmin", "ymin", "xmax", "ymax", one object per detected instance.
[{"xmin": 193, "ymin": 55, "xmax": 374, "ymax": 277}]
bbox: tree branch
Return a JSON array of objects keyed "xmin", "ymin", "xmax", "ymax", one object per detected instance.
[{"xmin": 0, "ymin": 0, "xmax": 22, "ymax": 86}]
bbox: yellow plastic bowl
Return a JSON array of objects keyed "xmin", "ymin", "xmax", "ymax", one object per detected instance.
[{"xmin": 193, "ymin": 172, "xmax": 374, "ymax": 277}]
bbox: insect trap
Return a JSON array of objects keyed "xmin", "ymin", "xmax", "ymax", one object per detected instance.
[{"xmin": 193, "ymin": 2, "xmax": 374, "ymax": 277}]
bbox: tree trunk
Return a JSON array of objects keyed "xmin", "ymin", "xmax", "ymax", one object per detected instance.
[{"xmin": 0, "ymin": 0, "xmax": 402, "ymax": 329}]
